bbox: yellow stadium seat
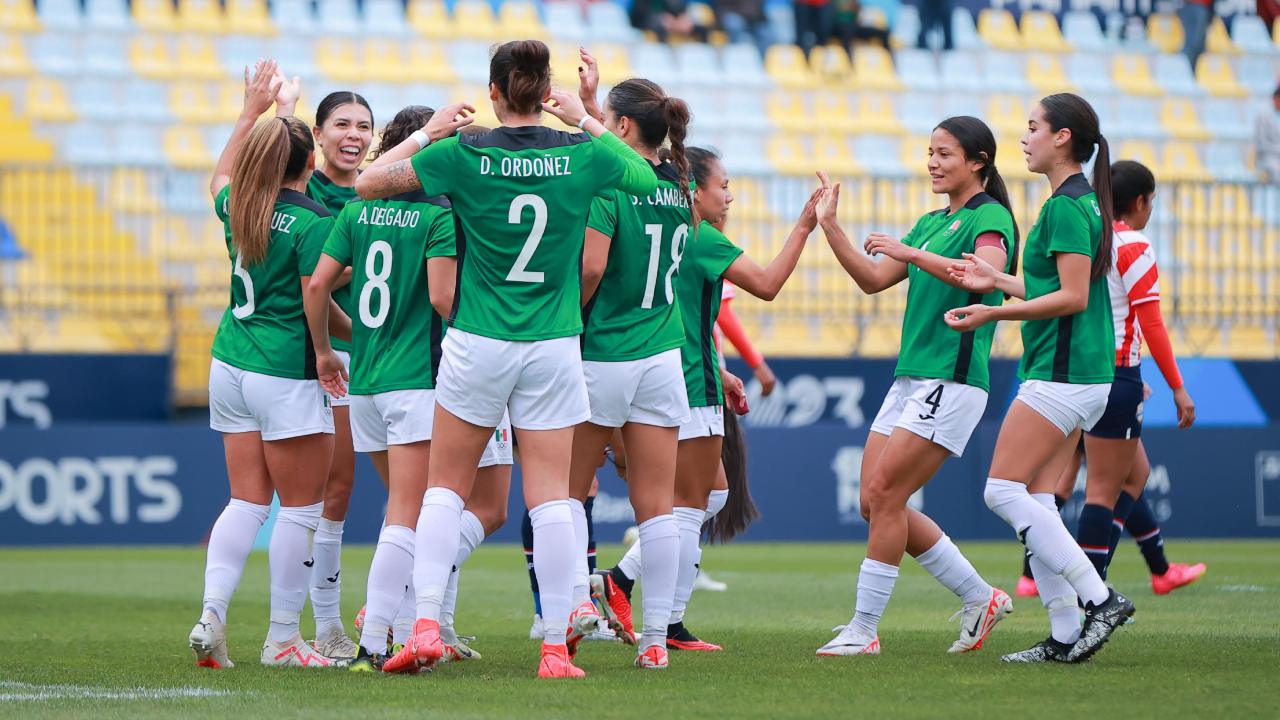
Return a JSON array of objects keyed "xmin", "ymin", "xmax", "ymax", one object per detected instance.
[
  {"xmin": 407, "ymin": 43, "xmax": 457, "ymax": 84},
  {"xmin": 0, "ymin": 0, "xmax": 39, "ymax": 32},
  {"xmin": 171, "ymin": 82, "xmax": 217, "ymax": 124},
  {"xmin": 226, "ymin": 0, "xmax": 275, "ymax": 35},
  {"xmin": 130, "ymin": 35, "xmax": 177, "ymax": 79},
  {"xmin": 898, "ymin": 135, "xmax": 928, "ymax": 176},
  {"xmin": 454, "ymin": 0, "xmax": 500, "ymax": 40},
  {"xmin": 1021, "ymin": 11, "xmax": 1069, "ymax": 52},
  {"xmin": 498, "ymin": 0, "xmax": 545, "ymax": 37},
  {"xmin": 178, "ymin": 0, "xmax": 227, "ymax": 33},
  {"xmin": 1118, "ymin": 140, "xmax": 1161, "ymax": 176},
  {"xmin": 765, "ymin": 90, "xmax": 809, "ymax": 132},
  {"xmin": 1159, "ymin": 97, "xmax": 1211, "ymax": 141},
  {"xmin": 850, "ymin": 92, "xmax": 902, "ymax": 134},
  {"xmin": 408, "ymin": 0, "xmax": 455, "ymax": 38},
  {"xmin": 164, "ymin": 126, "xmax": 214, "ymax": 169},
  {"xmin": 1225, "ymin": 323, "xmax": 1273, "ymax": 358},
  {"xmin": 177, "ymin": 36, "xmax": 226, "ymax": 79},
  {"xmin": 1025, "ymin": 52, "xmax": 1074, "ymax": 93},
  {"xmin": 25, "ymin": 79, "xmax": 75, "ymax": 121},
  {"xmin": 0, "ymin": 33, "xmax": 34, "ymax": 76},
  {"xmin": 110, "ymin": 170, "xmax": 161, "ymax": 213},
  {"xmin": 317, "ymin": 38, "xmax": 361, "ymax": 83},
  {"xmin": 1162, "ymin": 142, "xmax": 1211, "ymax": 182},
  {"xmin": 810, "ymin": 44, "xmax": 852, "ymax": 86},
  {"xmin": 814, "ymin": 134, "xmax": 860, "ymax": 176},
  {"xmin": 853, "ymin": 46, "xmax": 902, "ymax": 91},
  {"xmin": 1112, "ymin": 54, "xmax": 1161, "ymax": 96},
  {"xmin": 133, "ymin": 0, "xmax": 178, "ymax": 32},
  {"xmin": 814, "ymin": 91, "xmax": 857, "ymax": 134},
  {"xmin": 986, "ymin": 94, "xmax": 1028, "ymax": 137},
  {"xmin": 1206, "ymin": 15, "xmax": 1238, "ymax": 53},
  {"xmin": 765, "ymin": 44, "xmax": 818, "ymax": 89},
  {"xmin": 1196, "ymin": 54, "xmax": 1248, "ymax": 97},
  {"xmin": 214, "ymin": 80, "xmax": 252, "ymax": 122},
  {"xmin": 1147, "ymin": 13, "xmax": 1184, "ymax": 54},
  {"xmin": 977, "ymin": 8, "xmax": 1022, "ymax": 50},
  {"xmin": 450, "ymin": 83, "xmax": 501, "ymax": 128},
  {"xmin": 766, "ymin": 134, "xmax": 813, "ymax": 175},
  {"xmin": 364, "ymin": 39, "xmax": 413, "ymax": 83}
]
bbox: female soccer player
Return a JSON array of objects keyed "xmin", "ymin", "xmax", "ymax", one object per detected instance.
[
  {"xmin": 565, "ymin": 60, "xmax": 695, "ymax": 669},
  {"xmin": 354, "ymin": 39, "xmax": 658, "ymax": 679},
  {"xmin": 303, "ymin": 91, "xmax": 374, "ymax": 661},
  {"xmin": 189, "ymin": 59, "xmax": 347, "ymax": 670},
  {"xmin": 945, "ymin": 93, "xmax": 1134, "ymax": 663},
  {"xmin": 813, "ymin": 117, "xmax": 1018, "ymax": 657}
]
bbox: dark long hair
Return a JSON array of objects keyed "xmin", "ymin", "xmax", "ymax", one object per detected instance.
[
  {"xmin": 489, "ymin": 39, "xmax": 551, "ymax": 116},
  {"xmin": 316, "ymin": 91, "xmax": 373, "ymax": 128},
  {"xmin": 704, "ymin": 411, "xmax": 759, "ymax": 544},
  {"xmin": 371, "ymin": 105, "xmax": 434, "ymax": 160},
  {"xmin": 1110, "ymin": 160, "xmax": 1156, "ymax": 216},
  {"xmin": 935, "ymin": 115, "xmax": 1020, "ymax": 277},
  {"xmin": 1040, "ymin": 93, "xmax": 1114, "ymax": 280},
  {"xmin": 686, "ymin": 145, "xmax": 720, "ymax": 188},
  {"xmin": 607, "ymin": 79, "xmax": 693, "ymax": 205}
]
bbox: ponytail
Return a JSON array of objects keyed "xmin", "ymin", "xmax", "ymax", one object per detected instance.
[
  {"xmin": 662, "ymin": 95, "xmax": 693, "ymax": 209},
  {"xmin": 983, "ymin": 165, "xmax": 1020, "ymax": 281},
  {"xmin": 1090, "ymin": 135, "xmax": 1115, "ymax": 280},
  {"xmin": 228, "ymin": 116, "xmax": 313, "ymax": 266},
  {"xmin": 489, "ymin": 39, "xmax": 551, "ymax": 116},
  {"xmin": 704, "ymin": 411, "xmax": 759, "ymax": 544},
  {"xmin": 1039, "ymin": 93, "xmax": 1113, "ymax": 280}
]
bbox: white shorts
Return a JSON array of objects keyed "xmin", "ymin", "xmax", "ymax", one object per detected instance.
[
  {"xmin": 208, "ymin": 358, "xmax": 334, "ymax": 441},
  {"xmin": 350, "ymin": 389, "xmax": 513, "ymax": 467},
  {"xmin": 327, "ymin": 350, "xmax": 351, "ymax": 408},
  {"xmin": 1015, "ymin": 379, "xmax": 1112, "ymax": 437},
  {"xmin": 479, "ymin": 413, "xmax": 514, "ymax": 467},
  {"xmin": 583, "ymin": 349, "xmax": 690, "ymax": 428},
  {"xmin": 869, "ymin": 377, "xmax": 987, "ymax": 457},
  {"xmin": 678, "ymin": 405, "xmax": 725, "ymax": 441},
  {"xmin": 435, "ymin": 329, "xmax": 589, "ymax": 431}
]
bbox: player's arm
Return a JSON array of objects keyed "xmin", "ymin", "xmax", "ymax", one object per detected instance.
[
  {"xmin": 582, "ymin": 228, "xmax": 612, "ymax": 306},
  {"xmin": 577, "ymin": 48, "xmax": 605, "ymax": 123},
  {"xmin": 304, "ymin": 256, "xmax": 346, "ymax": 356},
  {"xmin": 427, "ymin": 257, "xmax": 456, "ymax": 319},
  {"xmin": 211, "ymin": 59, "xmax": 282, "ymax": 198},
  {"xmin": 723, "ymin": 187, "xmax": 821, "ymax": 301},
  {"xmin": 541, "ymin": 89, "xmax": 658, "ymax": 196},
  {"xmin": 945, "ymin": 252, "xmax": 1089, "ymax": 331},
  {"xmin": 815, "ymin": 172, "xmax": 907, "ymax": 293},
  {"xmin": 355, "ymin": 103, "xmax": 476, "ymax": 200},
  {"xmin": 866, "ymin": 231, "xmax": 1008, "ymax": 291},
  {"xmin": 947, "ymin": 251, "xmax": 1026, "ymax": 299}
]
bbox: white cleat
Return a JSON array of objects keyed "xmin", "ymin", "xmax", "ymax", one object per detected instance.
[
  {"xmin": 313, "ymin": 627, "xmax": 359, "ymax": 662},
  {"xmin": 190, "ymin": 610, "xmax": 233, "ymax": 669},
  {"xmin": 441, "ymin": 633, "xmax": 482, "ymax": 663},
  {"xmin": 693, "ymin": 571, "xmax": 728, "ymax": 592},
  {"xmin": 816, "ymin": 624, "xmax": 881, "ymax": 656},
  {"xmin": 528, "ymin": 614, "xmax": 544, "ymax": 640},
  {"xmin": 621, "ymin": 526, "xmax": 640, "ymax": 548},
  {"xmin": 948, "ymin": 587, "xmax": 1014, "ymax": 654},
  {"xmin": 261, "ymin": 635, "xmax": 343, "ymax": 668}
]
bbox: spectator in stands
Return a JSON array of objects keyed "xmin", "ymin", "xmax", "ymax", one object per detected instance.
[
  {"xmin": 916, "ymin": 0, "xmax": 953, "ymax": 50},
  {"xmin": 1260, "ymin": 0, "xmax": 1280, "ymax": 32},
  {"xmin": 630, "ymin": 0, "xmax": 710, "ymax": 43},
  {"xmin": 715, "ymin": 0, "xmax": 773, "ymax": 55},
  {"xmin": 834, "ymin": 0, "xmax": 891, "ymax": 54},
  {"xmin": 1178, "ymin": 0, "xmax": 1213, "ymax": 68},
  {"xmin": 794, "ymin": 0, "xmax": 834, "ymax": 56},
  {"xmin": 1255, "ymin": 85, "xmax": 1280, "ymax": 182}
]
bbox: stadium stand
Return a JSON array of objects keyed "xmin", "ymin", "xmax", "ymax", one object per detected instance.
[{"xmin": 0, "ymin": 0, "xmax": 1277, "ymax": 403}]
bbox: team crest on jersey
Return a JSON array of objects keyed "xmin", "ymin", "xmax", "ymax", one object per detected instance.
[
  {"xmin": 494, "ymin": 427, "xmax": 508, "ymax": 444},
  {"xmin": 946, "ymin": 219, "xmax": 961, "ymax": 235}
]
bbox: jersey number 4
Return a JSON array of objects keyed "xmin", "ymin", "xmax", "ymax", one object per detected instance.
[{"xmin": 641, "ymin": 223, "xmax": 688, "ymax": 309}]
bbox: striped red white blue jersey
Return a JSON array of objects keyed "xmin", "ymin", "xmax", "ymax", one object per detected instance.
[{"xmin": 1108, "ymin": 221, "xmax": 1161, "ymax": 368}]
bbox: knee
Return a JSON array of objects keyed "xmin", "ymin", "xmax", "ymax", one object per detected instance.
[
  {"xmin": 482, "ymin": 506, "xmax": 508, "ymax": 536},
  {"xmin": 861, "ymin": 473, "xmax": 902, "ymax": 520}
]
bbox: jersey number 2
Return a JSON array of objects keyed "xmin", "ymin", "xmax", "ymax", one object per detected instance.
[
  {"xmin": 359, "ymin": 240, "xmax": 393, "ymax": 328},
  {"xmin": 641, "ymin": 223, "xmax": 688, "ymax": 309},
  {"xmin": 506, "ymin": 194, "xmax": 547, "ymax": 283}
]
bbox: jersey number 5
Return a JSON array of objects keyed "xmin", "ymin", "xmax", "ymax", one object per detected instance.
[
  {"xmin": 359, "ymin": 240, "xmax": 393, "ymax": 328},
  {"xmin": 507, "ymin": 194, "xmax": 547, "ymax": 284},
  {"xmin": 231, "ymin": 253, "xmax": 255, "ymax": 319},
  {"xmin": 641, "ymin": 223, "xmax": 688, "ymax": 309}
]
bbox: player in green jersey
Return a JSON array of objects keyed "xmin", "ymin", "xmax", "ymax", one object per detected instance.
[
  {"xmin": 355, "ymin": 40, "xmax": 658, "ymax": 679},
  {"xmin": 302, "ymin": 90, "xmax": 374, "ymax": 660},
  {"xmin": 945, "ymin": 93, "xmax": 1134, "ymax": 663},
  {"xmin": 812, "ymin": 117, "xmax": 1018, "ymax": 658},
  {"xmin": 191, "ymin": 60, "xmax": 350, "ymax": 672},
  {"xmin": 555, "ymin": 52, "xmax": 693, "ymax": 669}
]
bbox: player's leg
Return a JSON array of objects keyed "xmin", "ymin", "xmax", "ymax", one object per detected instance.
[
  {"xmin": 1121, "ymin": 442, "xmax": 1206, "ymax": 593},
  {"xmin": 1020, "ymin": 449, "xmax": 1078, "ymax": 597},
  {"xmin": 620, "ymin": 421, "xmax": 681, "ymax": 660},
  {"xmin": 311, "ymin": 400, "xmax": 356, "ymax": 657},
  {"xmin": 669, "ymin": 427, "xmax": 723, "ymax": 651},
  {"xmin": 566, "ymin": 421, "xmax": 612, "ymax": 652}
]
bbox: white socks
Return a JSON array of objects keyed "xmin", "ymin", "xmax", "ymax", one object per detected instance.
[
  {"xmin": 441, "ymin": 510, "xmax": 485, "ymax": 643},
  {"xmin": 637, "ymin": 514, "xmax": 680, "ymax": 649},
  {"xmin": 569, "ymin": 499, "xmax": 592, "ymax": 607},
  {"xmin": 705, "ymin": 489, "xmax": 729, "ymax": 520},
  {"xmin": 852, "ymin": 557, "xmax": 899, "ymax": 636},
  {"xmin": 393, "ymin": 577, "xmax": 415, "ymax": 645},
  {"xmin": 529, "ymin": 499, "xmax": 576, "ymax": 645},
  {"xmin": 914, "ymin": 534, "xmax": 991, "ymax": 607},
  {"xmin": 268, "ymin": 501, "xmax": 323, "ymax": 643},
  {"xmin": 413, "ymin": 487, "xmax": 465, "ymax": 620},
  {"xmin": 202, "ymin": 498, "xmax": 270, "ymax": 624},
  {"xmin": 361, "ymin": 524, "xmax": 414, "ymax": 655},
  {"xmin": 617, "ymin": 535, "xmax": 643, "ymax": 581},
  {"xmin": 1030, "ymin": 493, "xmax": 1082, "ymax": 644},
  {"xmin": 310, "ymin": 517, "xmax": 345, "ymax": 638},
  {"xmin": 983, "ymin": 478, "xmax": 1108, "ymax": 606},
  {"xmin": 669, "ymin": 506, "xmax": 706, "ymax": 623}
]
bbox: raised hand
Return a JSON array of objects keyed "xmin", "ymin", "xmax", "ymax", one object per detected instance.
[
  {"xmin": 273, "ymin": 68, "xmax": 302, "ymax": 115},
  {"xmin": 424, "ymin": 102, "xmax": 476, "ymax": 141},
  {"xmin": 578, "ymin": 47, "xmax": 600, "ymax": 105},
  {"xmin": 542, "ymin": 88, "xmax": 590, "ymax": 128},
  {"xmin": 946, "ymin": 252, "xmax": 998, "ymax": 293},
  {"xmin": 815, "ymin": 171, "xmax": 840, "ymax": 225},
  {"xmin": 242, "ymin": 59, "xmax": 282, "ymax": 118},
  {"xmin": 797, "ymin": 187, "xmax": 822, "ymax": 233}
]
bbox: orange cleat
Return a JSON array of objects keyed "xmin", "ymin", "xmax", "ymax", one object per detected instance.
[
  {"xmin": 1016, "ymin": 575, "xmax": 1038, "ymax": 598},
  {"xmin": 382, "ymin": 618, "xmax": 442, "ymax": 674},
  {"xmin": 635, "ymin": 644, "xmax": 669, "ymax": 669},
  {"xmin": 591, "ymin": 572, "xmax": 636, "ymax": 644},
  {"xmin": 1152, "ymin": 562, "xmax": 1206, "ymax": 595},
  {"xmin": 537, "ymin": 643, "xmax": 586, "ymax": 679},
  {"xmin": 667, "ymin": 622, "xmax": 722, "ymax": 652}
]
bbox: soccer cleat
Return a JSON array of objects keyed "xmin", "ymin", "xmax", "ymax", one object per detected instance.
[
  {"xmin": 693, "ymin": 571, "xmax": 728, "ymax": 592},
  {"xmin": 621, "ymin": 525, "xmax": 640, "ymax": 548},
  {"xmin": 537, "ymin": 642, "xmax": 586, "ymax": 679},
  {"xmin": 528, "ymin": 614, "xmax": 544, "ymax": 640},
  {"xmin": 314, "ymin": 627, "xmax": 359, "ymax": 662},
  {"xmin": 566, "ymin": 600, "xmax": 602, "ymax": 657},
  {"xmin": 354, "ymin": 605, "xmax": 365, "ymax": 634},
  {"xmin": 261, "ymin": 635, "xmax": 339, "ymax": 668},
  {"xmin": 1016, "ymin": 575, "xmax": 1039, "ymax": 598},
  {"xmin": 590, "ymin": 572, "xmax": 635, "ymax": 644},
  {"xmin": 382, "ymin": 618, "xmax": 442, "ymax": 674},
  {"xmin": 1000, "ymin": 636, "xmax": 1072, "ymax": 663},
  {"xmin": 348, "ymin": 646, "xmax": 386, "ymax": 672},
  {"xmin": 441, "ymin": 635, "xmax": 482, "ymax": 663},
  {"xmin": 1067, "ymin": 589, "xmax": 1136, "ymax": 662},
  {"xmin": 667, "ymin": 621, "xmax": 722, "ymax": 652},
  {"xmin": 815, "ymin": 624, "xmax": 880, "ymax": 656},
  {"xmin": 189, "ymin": 610, "xmax": 233, "ymax": 669},
  {"xmin": 635, "ymin": 644, "xmax": 669, "ymax": 669},
  {"xmin": 1152, "ymin": 562, "xmax": 1207, "ymax": 595},
  {"xmin": 948, "ymin": 587, "xmax": 1014, "ymax": 653}
]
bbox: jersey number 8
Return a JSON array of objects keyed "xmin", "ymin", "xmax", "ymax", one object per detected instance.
[
  {"xmin": 359, "ymin": 240, "xmax": 393, "ymax": 328},
  {"xmin": 641, "ymin": 223, "xmax": 687, "ymax": 309}
]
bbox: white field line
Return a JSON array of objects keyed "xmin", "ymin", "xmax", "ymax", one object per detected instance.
[{"xmin": 0, "ymin": 681, "xmax": 243, "ymax": 702}]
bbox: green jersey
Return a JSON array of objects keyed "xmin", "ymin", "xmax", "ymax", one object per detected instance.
[
  {"xmin": 582, "ymin": 161, "xmax": 691, "ymax": 362},
  {"xmin": 410, "ymin": 127, "xmax": 658, "ymax": 341},
  {"xmin": 322, "ymin": 191, "xmax": 456, "ymax": 394},
  {"xmin": 896, "ymin": 193, "xmax": 1015, "ymax": 392},
  {"xmin": 307, "ymin": 169, "xmax": 358, "ymax": 352},
  {"xmin": 676, "ymin": 222, "xmax": 743, "ymax": 407},
  {"xmin": 1019, "ymin": 173, "xmax": 1115, "ymax": 385},
  {"xmin": 210, "ymin": 184, "xmax": 333, "ymax": 379}
]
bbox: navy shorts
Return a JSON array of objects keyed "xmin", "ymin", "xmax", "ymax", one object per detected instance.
[{"xmin": 1085, "ymin": 366, "xmax": 1143, "ymax": 440}]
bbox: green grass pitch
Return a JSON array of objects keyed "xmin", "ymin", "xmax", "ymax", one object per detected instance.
[{"xmin": 1, "ymin": 540, "xmax": 1277, "ymax": 719}]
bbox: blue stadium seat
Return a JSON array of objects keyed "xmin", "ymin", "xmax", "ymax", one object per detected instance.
[
  {"xmin": 1117, "ymin": 14, "xmax": 1153, "ymax": 52},
  {"xmin": 1236, "ymin": 54, "xmax": 1279, "ymax": 95},
  {"xmin": 896, "ymin": 49, "xmax": 940, "ymax": 92},
  {"xmin": 1205, "ymin": 141, "xmax": 1255, "ymax": 182},
  {"xmin": 544, "ymin": 2, "xmax": 588, "ymax": 43},
  {"xmin": 163, "ymin": 171, "xmax": 212, "ymax": 214},
  {"xmin": 30, "ymin": 32, "xmax": 81, "ymax": 77},
  {"xmin": 1231, "ymin": 15, "xmax": 1275, "ymax": 55},
  {"xmin": 85, "ymin": 0, "xmax": 132, "ymax": 32},
  {"xmin": 1154, "ymin": 54, "xmax": 1203, "ymax": 95},
  {"xmin": 117, "ymin": 124, "xmax": 168, "ymax": 166},
  {"xmin": 222, "ymin": 35, "xmax": 267, "ymax": 80},
  {"xmin": 271, "ymin": 0, "xmax": 317, "ymax": 35},
  {"xmin": 980, "ymin": 51, "xmax": 1029, "ymax": 93},
  {"xmin": 939, "ymin": 51, "xmax": 983, "ymax": 93},
  {"xmin": 586, "ymin": 2, "xmax": 638, "ymax": 43},
  {"xmin": 126, "ymin": 79, "xmax": 175, "ymax": 122},
  {"xmin": 362, "ymin": 0, "xmax": 410, "ymax": 37},
  {"xmin": 951, "ymin": 8, "xmax": 984, "ymax": 50},
  {"xmin": 449, "ymin": 40, "xmax": 494, "ymax": 85},
  {"xmin": 724, "ymin": 88, "xmax": 772, "ymax": 132},
  {"xmin": 631, "ymin": 41, "xmax": 680, "ymax": 87},
  {"xmin": 401, "ymin": 83, "xmax": 451, "ymax": 112},
  {"xmin": 1202, "ymin": 98, "xmax": 1252, "ymax": 141},
  {"xmin": 63, "ymin": 124, "xmax": 116, "ymax": 165},
  {"xmin": 675, "ymin": 42, "xmax": 724, "ymax": 88},
  {"xmin": 1113, "ymin": 96, "xmax": 1166, "ymax": 139},
  {"xmin": 83, "ymin": 35, "xmax": 130, "ymax": 77},
  {"xmin": 722, "ymin": 43, "xmax": 771, "ymax": 89},
  {"xmin": 892, "ymin": 3, "xmax": 921, "ymax": 49},
  {"xmin": 1062, "ymin": 11, "xmax": 1107, "ymax": 52},
  {"xmin": 38, "ymin": 0, "xmax": 83, "ymax": 31},
  {"xmin": 271, "ymin": 36, "xmax": 318, "ymax": 82},
  {"xmin": 357, "ymin": 83, "xmax": 399, "ymax": 125},
  {"xmin": 1066, "ymin": 52, "xmax": 1116, "ymax": 94},
  {"xmin": 71, "ymin": 78, "xmax": 123, "ymax": 121},
  {"xmin": 854, "ymin": 135, "xmax": 906, "ymax": 177},
  {"xmin": 317, "ymin": 0, "xmax": 361, "ymax": 36},
  {"xmin": 721, "ymin": 131, "xmax": 772, "ymax": 174},
  {"xmin": 940, "ymin": 90, "xmax": 982, "ymax": 119},
  {"xmin": 685, "ymin": 91, "xmax": 728, "ymax": 132},
  {"xmin": 899, "ymin": 92, "xmax": 940, "ymax": 135}
]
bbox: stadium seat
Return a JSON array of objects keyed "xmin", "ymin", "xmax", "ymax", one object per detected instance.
[
  {"xmin": 271, "ymin": 36, "xmax": 318, "ymax": 84},
  {"xmin": 126, "ymin": 79, "xmax": 175, "ymax": 122},
  {"xmin": 226, "ymin": 0, "xmax": 274, "ymax": 35},
  {"xmin": 939, "ymin": 51, "xmax": 983, "ymax": 93},
  {"xmin": 363, "ymin": 39, "xmax": 413, "ymax": 84},
  {"xmin": 1026, "ymin": 52, "xmax": 1074, "ymax": 94},
  {"xmin": 1062, "ymin": 11, "xmax": 1107, "ymax": 52},
  {"xmin": 853, "ymin": 134, "xmax": 905, "ymax": 176},
  {"xmin": 82, "ymin": 34, "xmax": 130, "ymax": 77},
  {"xmin": 724, "ymin": 89, "xmax": 772, "ymax": 132},
  {"xmin": 1196, "ymin": 54, "xmax": 1248, "ymax": 96},
  {"xmin": 675, "ymin": 43, "xmax": 724, "ymax": 87},
  {"xmin": 178, "ymin": 35, "xmax": 227, "ymax": 79},
  {"xmin": 814, "ymin": 134, "xmax": 861, "ymax": 176},
  {"xmin": 1160, "ymin": 97, "xmax": 1211, "ymax": 140},
  {"xmin": 407, "ymin": 0, "xmax": 454, "ymax": 39},
  {"xmin": 362, "ymin": 0, "xmax": 410, "ymax": 37},
  {"xmin": 163, "ymin": 125, "xmax": 215, "ymax": 170},
  {"xmin": 722, "ymin": 43, "xmax": 771, "ymax": 89},
  {"xmin": 271, "ymin": 0, "xmax": 317, "ymax": 35},
  {"xmin": 317, "ymin": 37, "xmax": 362, "ymax": 83},
  {"xmin": 544, "ymin": 2, "xmax": 587, "ymax": 43},
  {"xmin": 986, "ymin": 94, "xmax": 1029, "ymax": 137},
  {"xmin": 765, "ymin": 89, "xmax": 808, "ymax": 132},
  {"xmin": 1112, "ymin": 54, "xmax": 1162, "ymax": 96},
  {"xmin": 892, "ymin": 3, "xmax": 921, "ymax": 49},
  {"xmin": 177, "ymin": 0, "xmax": 226, "ymax": 33},
  {"xmin": 117, "ymin": 125, "xmax": 168, "ymax": 166},
  {"xmin": 940, "ymin": 89, "xmax": 982, "ymax": 119},
  {"xmin": 977, "ymin": 8, "xmax": 1022, "ymax": 50},
  {"xmin": 1203, "ymin": 98, "xmax": 1252, "ymax": 141},
  {"xmin": 316, "ymin": 0, "xmax": 362, "ymax": 36},
  {"xmin": 1163, "ymin": 142, "xmax": 1211, "ymax": 181},
  {"xmin": 813, "ymin": 91, "xmax": 856, "ymax": 134},
  {"xmin": 454, "ymin": 0, "xmax": 501, "ymax": 40},
  {"xmin": 981, "ymin": 51, "xmax": 1030, "ymax": 93},
  {"xmin": 896, "ymin": 49, "xmax": 940, "ymax": 92},
  {"xmin": 1205, "ymin": 15, "xmax": 1238, "ymax": 54},
  {"xmin": 898, "ymin": 93, "xmax": 940, "ymax": 136},
  {"xmin": 37, "ymin": 0, "xmax": 82, "ymax": 32},
  {"xmin": 130, "ymin": 35, "xmax": 178, "ymax": 79},
  {"xmin": 1147, "ymin": 13, "xmax": 1184, "ymax": 54},
  {"xmin": 0, "ymin": 0, "xmax": 40, "ymax": 32},
  {"xmin": 951, "ymin": 7, "xmax": 985, "ymax": 50},
  {"xmin": 132, "ymin": 0, "xmax": 177, "ymax": 32},
  {"xmin": 1021, "ymin": 11, "xmax": 1070, "ymax": 52},
  {"xmin": 586, "ymin": 2, "xmax": 638, "ymax": 43},
  {"xmin": 1154, "ymin": 54, "xmax": 1204, "ymax": 97},
  {"xmin": 499, "ymin": 1, "xmax": 545, "ymax": 39},
  {"xmin": 1113, "ymin": 96, "xmax": 1165, "ymax": 139},
  {"xmin": 1232, "ymin": 15, "xmax": 1275, "ymax": 54},
  {"xmin": 170, "ymin": 82, "xmax": 218, "ymax": 124},
  {"xmin": 1117, "ymin": 140, "xmax": 1161, "ymax": 175},
  {"xmin": 71, "ymin": 78, "xmax": 122, "ymax": 121},
  {"xmin": 405, "ymin": 43, "xmax": 456, "ymax": 84},
  {"xmin": 1205, "ymin": 141, "xmax": 1256, "ymax": 182},
  {"xmin": 85, "ymin": 0, "xmax": 131, "ymax": 32},
  {"xmin": 30, "ymin": 31, "xmax": 80, "ymax": 76},
  {"xmin": 25, "ymin": 79, "xmax": 75, "ymax": 121},
  {"xmin": 1235, "ymin": 54, "xmax": 1278, "ymax": 95},
  {"xmin": 810, "ymin": 44, "xmax": 852, "ymax": 86},
  {"xmin": 0, "ymin": 33, "xmax": 33, "ymax": 76},
  {"xmin": 853, "ymin": 46, "xmax": 902, "ymax": 91},
  {"xmin": 851, "ymin": 92, "xmax": 902, "ymax": 134},
  {"xmin": 764, "ymin": 44, "xmax": 818, "ymax": 89}
]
